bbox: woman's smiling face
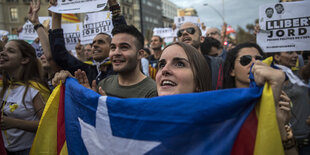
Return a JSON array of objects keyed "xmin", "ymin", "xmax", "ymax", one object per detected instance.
[{"xmin": 156, "ymin": 45, "xmax": 196, "ymax": 96}]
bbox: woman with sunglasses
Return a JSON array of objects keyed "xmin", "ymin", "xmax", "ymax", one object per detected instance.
[{"xmin": 223, "ymin": 42, "xmax": 297, "ymax": 154}]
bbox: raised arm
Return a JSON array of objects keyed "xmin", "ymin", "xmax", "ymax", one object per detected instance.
[
  {"xmin": 28, "ymin": 0, "xmax": 53, "ymax": 61},
  {"xmin": 108, "ymin": 0, "xmax": 127, "ymax": 26}
]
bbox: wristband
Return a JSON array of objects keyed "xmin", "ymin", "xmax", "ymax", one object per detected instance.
[
  {"xmin": 282, "ymin": 124, "xmax": 296, "ymax": 150},
  {"xmin": 34, "ymin": 23, "xmax": 44, "ymax": 31}
]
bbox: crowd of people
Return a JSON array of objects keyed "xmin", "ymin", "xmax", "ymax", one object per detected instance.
[{"xmin": 0, "ymin": 0, "xmax": 309, "ymax": 154}]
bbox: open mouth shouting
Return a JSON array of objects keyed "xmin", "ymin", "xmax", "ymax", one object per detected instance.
[{"xmin": 182, "ymin": 37, "xmax": 192, "ymax": 44}]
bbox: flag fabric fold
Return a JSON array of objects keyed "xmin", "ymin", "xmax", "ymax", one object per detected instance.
[{"xmin": 31, "ymin": 77, "xmax": 284, "ymax": 155}]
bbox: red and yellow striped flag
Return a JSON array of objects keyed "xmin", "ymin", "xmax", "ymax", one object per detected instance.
[{"xmin": 62, "ymin": 14, "xmax": 80, "ymax": 23}]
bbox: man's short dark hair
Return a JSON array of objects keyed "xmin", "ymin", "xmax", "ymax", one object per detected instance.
[
  {"xmin": 97, "ymin": 32, "xmax": 112, "ymax": 44},
  {"xmin": 200, "ymin": 37, "xmax": 222, "ymax": 55},
  {"xmin": 112, "ymin": 25, "xmax": 145, "ymax": 50},
  {"xmin": 152, "ymin": 35, "xmax": 163, "ymax": 43}
]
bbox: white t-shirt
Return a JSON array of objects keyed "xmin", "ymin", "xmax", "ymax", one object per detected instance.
[{"xmin": 1, "ymin": 85, "xmax": 39, "ymax": 151}]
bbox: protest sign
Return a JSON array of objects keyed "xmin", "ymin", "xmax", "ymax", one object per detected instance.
[
  {"xmin": 19, "ymin": 17, "xmax": 52, "ymax": 41},
  {"xmin": 153, "ymin": 28, "xmax": 174, "ymax": 38},
  {"xmin": 174, "ymin": 16, "xmax": 201, "ymax": 29},
  {"xmin": 257, "ymin": 1, "xmax": 310, "ymax": 52},
  {"xmin": 153, "ymin": 28, "xmax": 175, "ymax": 44},
  {"xmin": 0, "ymin": 30, "xmax": 9, "ymax": 38},
  {"xmin": 49, "ymin": 0, "xmax": 107, "ymax": 14},
  {"xmin": 62, "ymin": 23, "xmax": 82, "ymax": 51},
  {"xmin": 81, "ymin": 11, "xmax": 113, "ymax": 45}
]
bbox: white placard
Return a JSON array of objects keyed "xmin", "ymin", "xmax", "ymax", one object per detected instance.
[
  {"xmin": 19, "ymin": 17, "xmax": 52, "ymax": 41},
  {"xmin": 62, "ymin": 23, "xmax": 82, "ymax": 51},
  {"xmin": 257, "ymin": 2, "xmax": 310, "ymax": 52},
  {"xmin": 49, "ymin": 0, "xmax": 107, "ymax": 14},
  {"xmin": 0, "ymin": 30, "xmax": 9, "ymax": 37},
  {"xmin": 174, "ymin": 16, "xmax": 201, "ymax": 29},
  {"xmin": 153, "ymin": 28, "xmax": 174, "ymax": 38},
  {"xmin": 81, "ymin": 11, "xmax": 113, "ymax": 45},
  {"xmin": 153, "ymin": 28, "xmax": 175, "ymax": 44}
]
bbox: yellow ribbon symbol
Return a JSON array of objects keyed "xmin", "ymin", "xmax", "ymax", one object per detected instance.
[
  {"xmin": 9, "ymin": 104, "xmax": 18, "ymax": 112},
  {"xmin": 107, "ymin": 12, "xmax": 111, "ymax": 20},
  {"xmin": 76, "ymin": 24, "xmax": 80, "ymax": 31}
]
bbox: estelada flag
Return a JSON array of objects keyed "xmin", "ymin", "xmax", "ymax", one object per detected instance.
[
  {"xmin": 31, "ymin": 77, "xmax": 284, "ymax": 155},
  {"xmin": 62, "ymin": 14, "xmax": 80, "ymax": 23}
]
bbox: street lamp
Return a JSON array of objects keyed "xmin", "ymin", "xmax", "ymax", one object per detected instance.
[{"xmin": 203, "ymin": 3, "xmax": 225, "ymax": 23}]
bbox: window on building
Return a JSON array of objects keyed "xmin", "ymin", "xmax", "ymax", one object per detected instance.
[
  {"xmin": 156, "ymin": 5, "xmax": 161, "ymax": 10},
  {"xmin": 10, "ymin": 8, "xmax": 18, "ymax": 21},
  {"xmin": 6, "ymin": 0, "xmax": 18, "ymax": 2},
  {"xmin": 147, "ymin": 1, "xmax": 153, "ymax": 7}
]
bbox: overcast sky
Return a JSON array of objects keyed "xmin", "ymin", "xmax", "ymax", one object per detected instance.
[{"xmin": 169, "ymin": 0, "xmax": 306, "ymax": 30}]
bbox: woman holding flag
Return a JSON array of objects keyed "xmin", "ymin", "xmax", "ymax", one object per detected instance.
[
  {"xmin": 223, "ymin": 42, "xmax": 297, "ymax": 154},
  {"xmin": 0, "ymin": 39, "xmax": 49, "ymax": 154}
]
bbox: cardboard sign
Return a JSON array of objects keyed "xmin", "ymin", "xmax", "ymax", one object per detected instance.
[
  {"xmin": 81, "ymin": 11, "xmax": 113, "ymax": 45},
  {"xmin": 49, "ymin": 0, "xmax": 107, "ymax": 14},
  {"xmin": 0, "ymin": 30, "xmax": 9, "ymax": 38},
  {"xmin": 257, "ymin": 1, "xmax": 310, "ymax": 52},
  {"xmin": 153, "ymin": 28, "xmax": 175, "ymax": 44},
  {"xmin": 19, "ymin": 17, "xmax": 52, "ymax": 41},
  {"xmin": 62, "ymin": 23, "xmax": 83, "ymax": 50},
  {"xmin": 174, "ymin": 16, "xmax": 201, "ymax": 29}
]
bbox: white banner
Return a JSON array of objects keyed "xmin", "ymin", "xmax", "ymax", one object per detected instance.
[
  {"xmin": 62, "ymin": 23, "xmax": 82, "ymax": 51},
  {"xmin": 81, "ymin": 11, "xmax": 113, "ymax": 45},
  {"xmin": 153, "ymin": 28, "xmax": 174, "ymax": 38},
  {"xmin": 49, "ymin": 0, "xmax": 107, "ymax": 14},
  {"xmin": 153, "ymin": 28, "xmax": 175, "ymax": 44},
  {"xmin": 19, "ymin": 17, "xmax": 52, "ymax": 41},
  {"xmin": 0, "ymin": 30, "xmax": 9, "ymax": 38},
  {"xmin": 257, "ymin": 1, "xmax": 310, "ymax": 52},
  {"xmin": 174, "ymin": 16, "xmax": 201, "ymax": 29}
]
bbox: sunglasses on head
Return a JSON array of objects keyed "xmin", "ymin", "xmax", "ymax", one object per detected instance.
[
  {"xmin": 237, "ymin": 55, "xmax": 264, "ymax": 66},
  {"xmin": 177, "ymin": 27, "xmax": 196, "ymax": 37}
]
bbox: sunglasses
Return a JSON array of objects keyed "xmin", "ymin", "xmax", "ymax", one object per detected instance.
[
  {"xmin": 177, "ymin": 27, "xmax": 196, "ymax": 37},
  {"xmin": 236, "ymin": 55, "xmax": 264, "ymax": 66}
]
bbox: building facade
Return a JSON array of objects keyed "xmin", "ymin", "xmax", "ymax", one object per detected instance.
[
  {"xmin": 0, "ymin": 0, "xmax": 50, "ymax": 34},
  {"xmin": 140, "ymin": 0, "xmax": 162, "ymax": 40},
  {"xmin": 161, "ymin": 0, "xmax": 177, "ymax": 28},
  {"xmin": 177, "ymin": 8, "xmax": 198, "ymax": 17}
]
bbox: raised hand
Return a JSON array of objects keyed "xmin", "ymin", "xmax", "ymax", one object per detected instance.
[
  {"xmin": 28, "ymin": 0, "xmax": 40, "ymax": 25},
  {"xmin": 52, "ymin": 70, "xmax": 73, "ymax": 87},
  {"xmin": 74, "ymin": 69, "xmax": 91, "ymax": 89},
  {"xmin": 276, "ymin": 91, "xmax": 292, "ymax": 125},
  {"xmin": 74, "ymin": 69, "xmax": 106, "ymax": 96}
]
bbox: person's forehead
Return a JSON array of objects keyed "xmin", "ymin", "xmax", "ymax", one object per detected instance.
[
  {"xmin": 5, "ymin": 41, "xmax": 18, "ymax": 49},
  {"xmin": 112, "ymin": 33, "xmax": 136, "ymax": 45},
  {"xmin": 237, "ymin": 47, "xmax": 260, "ymax": 57},
  {"xmin": 207, "ymin": 28, "xmax": 218, "ymax": 33},
  {"xmin": 94, "ymin": 34, "xmax": 109, "ymax": 41},
  {"xmin": 162, "ymin": 45, "xmax": 188, "ymax": 59},
  {"xmin": 151, "ymin": 36, "xmax": 160, "ymax": 40}
]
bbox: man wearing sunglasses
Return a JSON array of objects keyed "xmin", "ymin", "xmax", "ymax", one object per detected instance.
[
  {"xmin": 177, "ymin": 22, "xmax": 204, "ymax": 51},
  {"xmin": 177, "ymin": 22, "xmax": 224, "ymax": 90}
]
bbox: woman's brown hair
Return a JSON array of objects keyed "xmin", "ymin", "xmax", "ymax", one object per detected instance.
[{"xmin": 1, "ymin": 40, "xmax": 48, "ymax": 107}]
